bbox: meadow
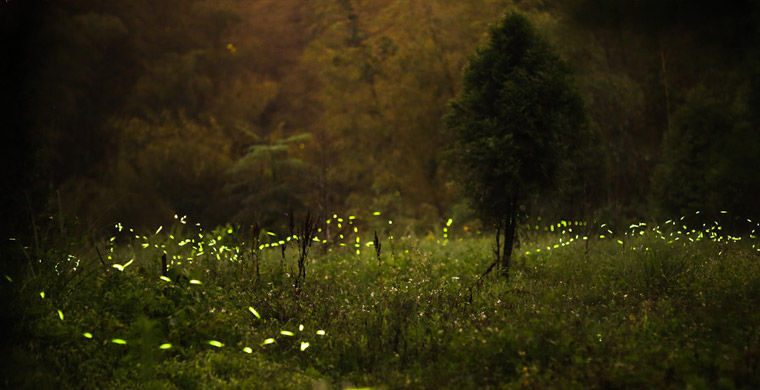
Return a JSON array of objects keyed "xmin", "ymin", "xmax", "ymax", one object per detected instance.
[{"xmin": 2, "ymin": 213, "xmax": 760, "ymax": 389}]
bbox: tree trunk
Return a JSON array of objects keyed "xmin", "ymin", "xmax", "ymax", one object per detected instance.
[{"xmin": 498, "ymin": 192, "xmax": 518, "ymax": 279}]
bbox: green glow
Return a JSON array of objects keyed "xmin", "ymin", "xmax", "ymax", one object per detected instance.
[
  {"xmin": 39, "ymin": 291, "xmax": 45, "ymax": 299},
  {"xmin": 57, "ymin": 310, "xmax": 64, "ymax": 321},
  {"xmin": 111, "ymin": 339, "xmax": 127, "ymax": 345},
  {"xmin": 248, "ymin": 306, "xmax": 261, "ymax": 319},
  {"xmin": 262, "ymin": 338, "xmax": 275, "ymax": 345},
  {"xmin": 280, "ymin": 330, "xmax": 294, "ymax": 336},
  {"xmin": 189, "ymin": 279, "xmax": 202, "ymax": 285},
  {"xmin": 160, "ymin": 276, "xmax": 171, "ymax": 282},
  {"xmin": 159, "ymin": 343, "xmax": 172, "ymax": 349},
  {"xmin": 83, "ymin": 332, "xmax": 93, "ymax": 339},
  {"xmin": 316, "ymin": 330, "xmax": 326, "ymax": 336},
  {"xmin": 208, "ymin": 340, "xmax": 224, "ymax": 348},
  {"xmin": 243, "ymin": 347, "xmax": 253, "ymax": 353},
  {"xmin": 300, "ymin": 341, "xmax": 310, "ymax": 351}
]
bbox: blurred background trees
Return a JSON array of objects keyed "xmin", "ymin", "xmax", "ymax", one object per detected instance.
[{"xmin": 3, "ymin": 0, "xmax": 760, "ymax": 240}]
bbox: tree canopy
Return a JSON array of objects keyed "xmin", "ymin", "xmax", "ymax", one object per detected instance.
[
  {"xmin": 3, "ymin": 0, "xmax": 760, "ymax": 244},
  {"xmin": 445, "ymin": 12, "xmax": 588, "ymax": 277}
]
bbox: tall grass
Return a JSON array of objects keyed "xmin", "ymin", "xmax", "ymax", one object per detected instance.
[{"xmin": 3, "ymin": 214, "xmax": 760, "ymax": 388}]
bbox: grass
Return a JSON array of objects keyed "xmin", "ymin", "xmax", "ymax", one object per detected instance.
[{"xmin": 2, "ymin": 214, "xmax": 760, "ymax": 388}]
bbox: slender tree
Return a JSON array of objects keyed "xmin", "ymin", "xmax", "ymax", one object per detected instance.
[{"xmin": 445, "ymin": 12, "xmax": 587, "ymax": 279}]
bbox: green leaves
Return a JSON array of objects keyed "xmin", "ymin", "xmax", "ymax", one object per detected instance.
[
  {"xmin": 224, "ymin": 130, "xmax": 315, "ymax": 226},
  {"xmin": 445, "ymin": 12, "xmax": 587, "ymax": 224}
]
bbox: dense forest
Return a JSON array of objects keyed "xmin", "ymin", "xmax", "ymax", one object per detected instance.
[
  {"xmin": 3, "ymin": 1, "xmax": 760, "ymax": 388},
  {"xmin": 4, "ymin": 0, "xmax": 760, "ymax": 242}
]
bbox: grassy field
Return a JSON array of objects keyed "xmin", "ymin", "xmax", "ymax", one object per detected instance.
[{"xmin": 2, "ymin": 215, "xmax": 760, "ymax": 389}]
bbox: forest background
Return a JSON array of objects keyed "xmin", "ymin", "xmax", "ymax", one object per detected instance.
[{"xmin": 3, "ymin": 0, "xmax": 760, "ymax": 250}]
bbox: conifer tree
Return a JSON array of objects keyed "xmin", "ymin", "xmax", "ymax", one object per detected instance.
[{"xmin": 445, "ymin": 12, "xmax": 587, "ymax": 278}]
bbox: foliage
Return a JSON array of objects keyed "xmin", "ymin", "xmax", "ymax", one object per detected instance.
[
  {"xmin": 302, "ymin": 0, "xmax": 516, "ymax": 222},
  {"xmin": 652, "ymin": 86, "xmax": 760, "ymax": 224},
  {"xmin": 225, "ymin": 129, "xmax": 314, "ymax": 228},
  {"xmin": 445, "ymin": 12, "xmax": 587, "ymax": 223},
  {"xmin": 444, "ymin": 12, "xmax": 588, "ymax": 276},
  {"xmin": 652, "ymin": 88, "xmax": 732, "ymax": 218},
  {"xmin": 4, "ymin": 214, "xmax": 760, "ymax": 388},
  {"xmin": 7, "ymin": 0, "xmax": 760, "ymax": 248}
]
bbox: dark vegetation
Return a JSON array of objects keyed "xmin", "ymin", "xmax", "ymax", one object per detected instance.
[
  {"xmin": 4, "ymin": 0, "xmax": 760, "ymax": 238},
  {"xmin": 445, "ymin": 13, "xmax": 589, "ymax": 278},
  {"xmin": 2, "ymin": 0, "xmax": 760, "ymax": 387},
  {"xmin": 3, "ymin": 216, "xmax": 760, "ymax": 388}
]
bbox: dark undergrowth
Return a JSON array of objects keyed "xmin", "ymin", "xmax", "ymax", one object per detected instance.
[{"xmin": 2, "ymin": 217, "xmax": 760, "ymax": 389}]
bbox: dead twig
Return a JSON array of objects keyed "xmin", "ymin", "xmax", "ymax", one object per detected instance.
[
  {"xmin": 95, "ymin": 247, "xmax": 108, "ymax": 272},
  {"xmin": 374, "ymin": 231, "xmax": 382, "ymax": 267}
]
